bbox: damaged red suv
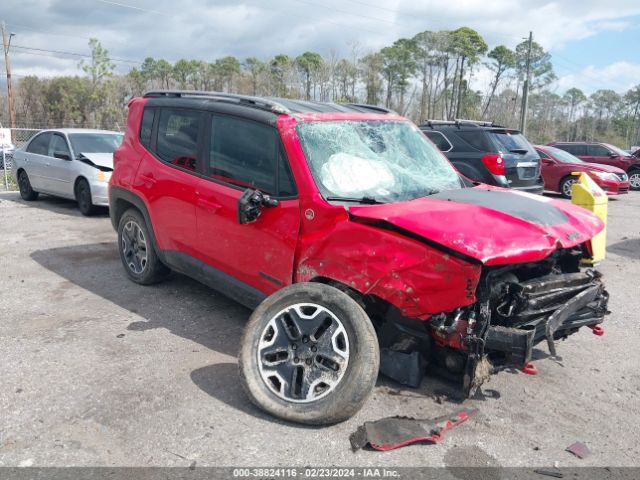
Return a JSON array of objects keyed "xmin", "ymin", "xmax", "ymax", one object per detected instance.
[{"xmin": 110, "ymin": 91, "xmax": 609, "ymax": 425}]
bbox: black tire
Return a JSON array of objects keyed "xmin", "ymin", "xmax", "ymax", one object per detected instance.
[
  {"xmin": 117, "ymin": 208, "xmax": 169, "ymax": 285},
  {"xmin": 18, "ymin": 170, "xmax": 39, "ymax": 201},
  {"xmin": 75, "ymin": 179, "xmax": 97, "ymax": 216},
  {"xmin": 628, "ymin": 169, "xmax": 640, "ymax": 191},
  {"xmin": 239, "ymin": 282, "xmax": 379, "ymax": 425},
  {"xmin": 559, "ymin": 176, "xmax": 577, "ymax": 199}
]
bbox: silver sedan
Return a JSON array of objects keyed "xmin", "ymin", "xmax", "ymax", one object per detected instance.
[{"xmin": 12, "ymin": 128, "xmax": 122, "ymax": 215}]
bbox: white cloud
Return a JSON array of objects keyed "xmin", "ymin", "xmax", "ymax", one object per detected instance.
[
  {"xmin": 555, "ymin": 61, "xmax": 640, "ymax": 93},
  {"xmin": 2, "ymin": 0, "xmax": 640, "ymax": 83}
]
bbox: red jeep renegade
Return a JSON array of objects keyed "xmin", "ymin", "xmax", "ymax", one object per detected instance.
[{"xmin": 110, "ymin": 91, "xmax": 609, "ymax": 425}]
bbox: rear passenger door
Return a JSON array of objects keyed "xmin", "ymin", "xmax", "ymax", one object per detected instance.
[
  {"xmin": 136, "ymin": 107, "xmax": 202, "ymax": 255},
  {"xmin": 22, "ymin": 132, "xmax": 52, "ymax": 191},
  {"xmin": 195, "ymin": 113, "xmax": 300, "ymax": 298}
]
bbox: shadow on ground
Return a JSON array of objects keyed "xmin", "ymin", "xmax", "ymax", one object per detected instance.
[
  {"xmin": 607, "ymin": 237, "xmax": 640, "ymax": 259},
  {"xmin": 31, "ymin": 242, "xmax": 249, "ymax": 359},
  {"xmin": 31, "ymin": 241, "xmax": 504, "ymax": 422},
  {"xmin": 1, "ymin": 192, "xmax": 109, "ymax": 217}
]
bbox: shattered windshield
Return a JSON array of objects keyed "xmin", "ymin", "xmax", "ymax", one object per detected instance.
[{"xmin": 296, "ymin": 120, "xmax": 464, "ymax": 203}]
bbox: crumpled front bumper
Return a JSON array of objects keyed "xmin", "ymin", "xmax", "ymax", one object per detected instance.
[{"xmin": 484, "ymin": 270, "xmax": 608, "ymax": 367}]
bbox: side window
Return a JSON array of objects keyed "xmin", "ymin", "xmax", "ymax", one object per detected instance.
[
  {"xmin": 209, "ymin": 115, "xmax": 296, "ymax": 196},
  {"xmin": 155, "ymin": 108, "xmax": 200, "ymax": 172},
  {"xmin": 48, "ymin": 134, "xmax": 71, "ymax": 158},
  {"xmin": 26, "ymin": 132, "xmax": 52, "ymax": 155},
  {"xmin": 423, "ymin": 131, "xmax": 453, "ymax": 152},
  {"xmin": 456, "ymin": 130, "xmax": 491, "ymax": 151},
  {"xmin": 563, "ymin": 144, "xmax": 587, "ymax": 156},
  {"xmin": 140, "ymin": 108, "xmax": 155, "ymax": 148},
  {"xmin": 589, "ymin": 144, "xmax": 610, "ymax": 156},
  {"xmin": 537, "ymin": 150, "xmax": 549, "ymax": 159}
]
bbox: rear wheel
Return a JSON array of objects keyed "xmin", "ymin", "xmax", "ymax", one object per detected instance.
[
  {"xmin": 117, "ymin": 208, "xmax": 169, "ymax": 285},
  {"xmin": 76, "ymin": 179, "xmax": 96, "ymax": 216},
  {"xmin": 628, "ymin": 169, "xmax": 640, "ymax": 191},
  {"xmin": 239, "ymin": 283, "xmax": 379, "ymax": 425},
  {"xmin": 559, "ymin": 176, "xmax": 577, "ymax": 199},
  {"xmin": 18, "ymin": 170, "xmax": 39, "ymax": 201}
]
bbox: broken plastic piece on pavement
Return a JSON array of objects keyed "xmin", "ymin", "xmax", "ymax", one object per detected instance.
[
  {"xmin": 521, "ymin": 362, "xmax": 538, "ymax": 375},
  {"xmin": 349, "ymin": 408, "xmax": 478, "ymax": 452},
  {"xmin": 566, "ymin": 441, "xmax": 591, "ymax": 459}
]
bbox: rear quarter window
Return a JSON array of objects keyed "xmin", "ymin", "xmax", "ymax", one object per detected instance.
[
  {"xmin": 139, "ymin": 108, "xmax": 155, "ymax": 148},
  {"xmin": 456, "ymin": 130, "xmax": 492, "ymax": 151},
  {"xmin": 489, "ymin": 131, "xmax": 533, "ymax": 153},
  {"xmin": 423, "ymin": 130, "xmax": 453, "ymax": 152}
]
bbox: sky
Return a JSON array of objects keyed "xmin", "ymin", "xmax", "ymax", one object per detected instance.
[{"xmin": 1, "ymin": 0, "xmax": 639, "ymax": 95}]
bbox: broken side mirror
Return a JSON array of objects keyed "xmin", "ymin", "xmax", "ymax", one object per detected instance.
[{"xmin": 237, "ymin": 188, "xmax": 280, "ymax": 224}]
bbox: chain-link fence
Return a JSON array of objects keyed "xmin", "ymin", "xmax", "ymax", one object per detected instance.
[{"xmin": 1, "ymin": 128, "xmax": 43, "ymax": 191}]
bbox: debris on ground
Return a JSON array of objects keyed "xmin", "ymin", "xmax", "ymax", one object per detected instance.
[
  {"xmin": 565, "ymin": 441, "xmax": 591, "ymax": 459},
  {"xmin": 349, "ymin": 408, "xmax": 478, "ymax": 452},
  {"xmin": 534, "ymin": 467, "xmax": 564, "ymax": 478},
  {"xmin": 379, "ymin": 349, "xmax": 424, "ymax": 388}
]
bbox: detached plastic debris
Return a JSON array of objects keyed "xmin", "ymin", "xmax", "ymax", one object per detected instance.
[
  {"xmin": 350, "ymin": 408, "xmax": 478, "ymax": 452},
  {"xmin": 566, "ymin": 441, "xmax": 591, "ymax": 459}
]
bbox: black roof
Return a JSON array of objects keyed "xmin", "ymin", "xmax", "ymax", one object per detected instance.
[{"xmin": 143, "ymin": 91, "xmax": 394, "ymax": 115}]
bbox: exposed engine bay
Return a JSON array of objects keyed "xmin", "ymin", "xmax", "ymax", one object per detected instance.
[{"xmin": 379, "ymin": 247, "xmax": 609, "ymax": 397}]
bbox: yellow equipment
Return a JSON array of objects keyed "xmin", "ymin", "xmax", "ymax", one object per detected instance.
[{"xmin": 571, "ymin": 172, "xmax": 607, "ymax": 264}]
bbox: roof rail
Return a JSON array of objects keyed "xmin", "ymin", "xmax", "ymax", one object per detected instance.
[
  {"xmin": 143, "ymin": 90, "xmax": 291, "ymax": 114},
  {"xmin": 343, "ymin": 103, "xmax": 396, "ymax": 114},
  {"xmin": 421, "ymin": 118, "xmax": 507, "ymax": 129}
]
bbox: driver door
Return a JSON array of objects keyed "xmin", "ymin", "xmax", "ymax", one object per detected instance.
[{"xmin": 195, "ymin": 113, "xmax": 300, "ymax": 297}]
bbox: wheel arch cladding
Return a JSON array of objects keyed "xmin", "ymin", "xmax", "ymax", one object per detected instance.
[{"xmin": 295, "ymin": 220, "xmax": 482, "ymax": 318}]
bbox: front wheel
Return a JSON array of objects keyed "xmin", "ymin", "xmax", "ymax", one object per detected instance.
[
  {"xmin": 76, "ymin": 179, "xmax": 96, "ymax": 216},
  {"xmin": 628, "ymin": 170, "xmax": 640, "ymax": 191},
  {"xmin": 559, "ymin": 176, "xmax": 577, "ymax": 199},
  {"xmin": 239, "ymin": 283, "xmax": 379, "ymax": 425}
]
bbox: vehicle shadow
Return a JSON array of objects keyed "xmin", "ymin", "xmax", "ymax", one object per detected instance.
[
  {"xmin": 30, "ymin": 241, "xmax": 502, "ymax": 423},
  {"xmin": 1, "ymin": 192, "xmax": 109, "ymax": 217},
  {"xmin": 189, "ymin": 362, "xmax": 325, "ymax": 429},
  {"xmin": 607, "ymin": 237, "xmax": 640, "ymax": 259},
  {"xmin": 30, "ymin": 242, "xmax": 249, "ymax": 359},
  {"xmin": 30, "ymin": 242, "xmax": 324, "ymax": 425}
]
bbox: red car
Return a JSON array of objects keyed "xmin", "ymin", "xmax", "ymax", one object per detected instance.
[
  {"xmin": 109, "ymin": 91, "xmax": 609, "ymax": 425},
  {"xmin": 548, "ymin": 141, "xmax": 640, "ymax": 190},
  {"xmin": 535, "ymin": 145, "xmax": 629, "ymax": 198}
]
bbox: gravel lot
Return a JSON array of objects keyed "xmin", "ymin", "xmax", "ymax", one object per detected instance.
[{"xmin": 0, "ymin": 190, "xmax": 639, "ymax": 469}]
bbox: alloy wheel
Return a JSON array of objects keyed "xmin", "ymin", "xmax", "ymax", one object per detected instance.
[
  {"xmin": 562, "ymin": 178, "xmax": 576, "ymax": 198},
  {"xmin": 258, "ymin": 303, "xmax": 350, "ymax": 403},
  {"xmin": 121, "ymin": 220, "xmax": 148, "ymax": 274},
  {"xmin": 629, "ymin": 172, "xmax": 640, "ymax": 189}
]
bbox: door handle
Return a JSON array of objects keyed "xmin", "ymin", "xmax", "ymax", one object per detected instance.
[{"xmin": 196, "ymin": 197, "xmax": 221, "ymax": 212}]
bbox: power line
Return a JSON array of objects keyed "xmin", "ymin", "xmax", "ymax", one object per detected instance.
[
  {"xmin": 5, "ymin": 22, "xmax": 94, "ymax": 41},
  {"xmin": 11, "ymin": 45, "xmax": 143, "ymax": 65}
]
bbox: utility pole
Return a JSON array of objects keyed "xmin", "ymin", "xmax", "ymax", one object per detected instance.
[
  {"xmin": 519, "ymin": 31, "xmax": 533, "ymax": 134},
  {"xmin": 2, "ymin": 21, "xmax": 17, "ymax": 134}
]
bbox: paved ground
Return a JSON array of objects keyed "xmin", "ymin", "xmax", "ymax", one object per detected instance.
[{"xmin": 0, "ymin": 190, "xmax": 639, "ymax": 469}]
